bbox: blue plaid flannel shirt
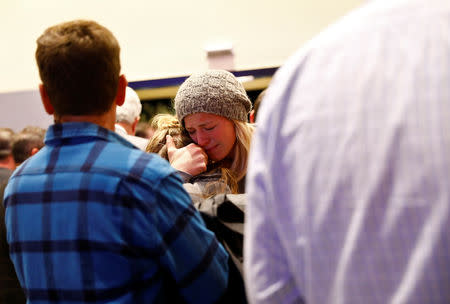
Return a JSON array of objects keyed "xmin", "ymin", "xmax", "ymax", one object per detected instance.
[{"xmin": 3, "ymin": 122, "xmax": 229, "ymax": 303}]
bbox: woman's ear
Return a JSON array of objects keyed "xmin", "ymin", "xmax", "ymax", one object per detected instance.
[{"xmin": 39, "ymin": 84, "xmax": 54, "ymax": 115}]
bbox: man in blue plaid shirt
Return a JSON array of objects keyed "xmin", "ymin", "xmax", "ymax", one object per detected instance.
[{"xmin": 3, "ymin": 20, "xmax": 229, "ymax": 303}]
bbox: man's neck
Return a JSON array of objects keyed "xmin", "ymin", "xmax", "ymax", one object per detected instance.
[
  {"xmin": 0, "ymin": 156, "xmax": 16, "ymax": 170},
  {"xmin": 55, "ymin": 107, "xmax": 116, "ymax": 131},
  {"xmin": 116, "ymin": 122, "xmax": 133, "ymax": 135}
]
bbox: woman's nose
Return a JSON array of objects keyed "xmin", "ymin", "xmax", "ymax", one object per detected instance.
[{"xmin": 196, "ymin": 131, "xmax": 210, "ymax": 147}]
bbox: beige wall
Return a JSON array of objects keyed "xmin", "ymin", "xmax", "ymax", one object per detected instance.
[{"xmin": 0, "ymin": 0, "xmax": 363, "ymax": 93}]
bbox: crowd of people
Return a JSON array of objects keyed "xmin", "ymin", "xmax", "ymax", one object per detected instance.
[
  {"xmin": 1, "ymin": 126, "xmax": 46, "ymax": 303},
  {"xmin": 1, "ymin": 0, "xmax": 449, "ymax": 303}
]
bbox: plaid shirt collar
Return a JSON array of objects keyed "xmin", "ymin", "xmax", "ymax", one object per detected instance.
[{"xmin": 44, "ymin": 122, "xmax": 137, "ymax": 149}]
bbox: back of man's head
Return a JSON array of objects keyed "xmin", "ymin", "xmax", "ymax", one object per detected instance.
[
  {"xmin": 36, "ymin": 20, "xmax": 121, "ymax": 116},
  {"xmin": 0, "ymin": 128, "xmax": 14, "ymax": 169},
  {"xmin": 21, "ymin": 126, "xmax": 46, "ymax": 137},
  {"xmin": 0, "ymin": 128, "xmax": 14, "ymax": 158},
  {"xmin": 116, "ymin": 87, "xmax": 142, "ymax": 125},
  {"xmin": 12, "ymin": 128, "xmax": 46, "ymax": 165}
]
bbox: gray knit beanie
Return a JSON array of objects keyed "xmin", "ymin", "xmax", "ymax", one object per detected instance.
[{"xmin": 174, "ymin": 70, "xmax": 252, "ymax": 123}]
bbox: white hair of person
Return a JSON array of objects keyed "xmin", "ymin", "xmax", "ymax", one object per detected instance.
[{"xmin": 116, "ymin": 87, "xmax": 142, "ymax": 124}]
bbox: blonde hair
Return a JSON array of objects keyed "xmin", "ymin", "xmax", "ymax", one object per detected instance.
[
  {"xmin": 146, "ymin": 114, "xmax": 191, "ymax": 159},
  {"xmin": 230, "ymin": 120, "xmax": 255, "ymax": 182}
]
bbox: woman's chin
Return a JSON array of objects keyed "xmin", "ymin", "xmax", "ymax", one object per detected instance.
[{"xmin": 208, "ymin": 155, "xmax": 222, "ymax": 162}]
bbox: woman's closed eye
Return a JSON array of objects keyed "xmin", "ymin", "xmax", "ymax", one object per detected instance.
[{"xmin": 187, "ymin": 125, "xmax": 215, "ymax": 135}]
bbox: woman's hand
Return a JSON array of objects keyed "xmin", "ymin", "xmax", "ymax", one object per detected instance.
[{"xmin": 166, "ymin": 135, "xmax": 208, "ymax": 176}]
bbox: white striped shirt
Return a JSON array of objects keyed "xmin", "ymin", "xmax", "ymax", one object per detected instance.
[{"xmin": 245, "ymin": 0, "xmax": 450, "ymax": 303}]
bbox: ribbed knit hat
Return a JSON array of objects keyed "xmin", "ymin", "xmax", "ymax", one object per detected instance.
[{"xmin": 174, "ymin": 70, "xmax": 252, "ymax": 123}]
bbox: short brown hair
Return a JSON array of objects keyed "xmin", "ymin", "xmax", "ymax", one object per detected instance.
[
  {"xmin": 36, "ymin": 20, "xmax": 121, "ymax": 116},
  {"xmin": 12, "ymin": 130, "xmax": 45, "ymax": 164},
  {"xmin": 0, "ymin": 128, "xmax": 14, "ymax": 160}
]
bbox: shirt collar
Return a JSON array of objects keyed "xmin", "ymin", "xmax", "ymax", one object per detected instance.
[
  {"xmin": 115, "ymin": 123, "xmax": 128, "ymax": 136},
  {"xmin": 44, "ymin": 122, "xmax": 137, "ymax": 149}
]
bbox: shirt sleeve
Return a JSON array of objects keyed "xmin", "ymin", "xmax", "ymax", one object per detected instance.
[
  {"xmin": 154, "ymin": 172, "xmax": 230, "ymax": 304},
  {"xmin": 177, "ymin": 170, "xmax": 193, "ymax": 183},
  {"xmin": 244, "ymin": 97, "xmax": 305, "ymax": 304}
]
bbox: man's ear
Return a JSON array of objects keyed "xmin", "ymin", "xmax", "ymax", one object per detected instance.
[
  {"xmin": 115, "ymin": 75, "xmax": 127, "ymax": 107},
  {"xmin": 39, "ymin": 84, "xmax": 54, "ymax": 115},
  {"xmin": 31, "ymin": 147, "xmax": 40, "ymax": 156},
  {"xmin": 131, "ymin": 117, "xmax": 139, "ymax": 134}
]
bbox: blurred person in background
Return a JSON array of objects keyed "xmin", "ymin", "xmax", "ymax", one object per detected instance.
[
  {"xmin": 249, "ymin": 89, "xmax": 266, "ymax": 124},
  {"xmin": 12, "ymin": 127, "xmax": 46, "ymax": 167},
  {"xmin": 0, "ymin": 127, "xmax": 25, "ymax": 304},
  {"xmin": 245, "ymin": 0, "xmax": 450, "ymax": 303},
  {"xmin": 135, "ymin": 121, "xmax": 155, "ymax": 139},
  {"xmin": 115, "ymin": 86, "xmax": 149, "ymax": 150},
  {"xmin": 0, "ymin": 128, "xmax": 15, "ymax": 183}
]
